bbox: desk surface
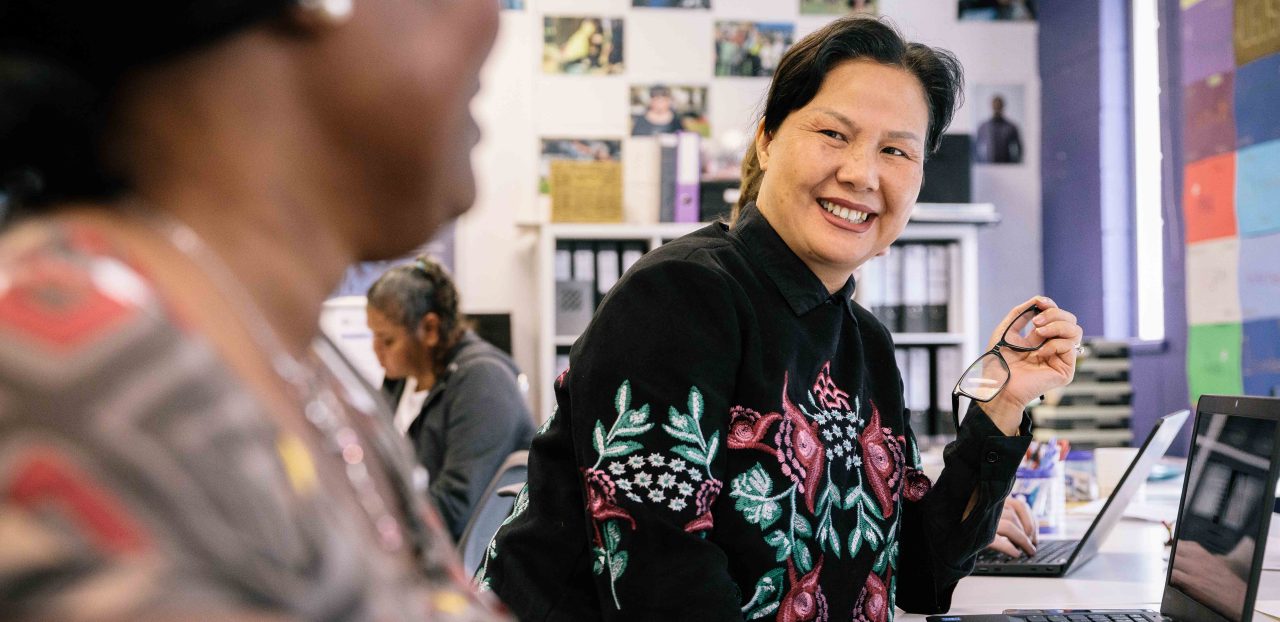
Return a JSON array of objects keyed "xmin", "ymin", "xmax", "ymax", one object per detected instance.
[{"xmin": 899, "ymin": 471, "xmax": 1280, "ymax": 620}]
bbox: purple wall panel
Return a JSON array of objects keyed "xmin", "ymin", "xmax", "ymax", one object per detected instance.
[{"xmin": 1180, "ymin": 0, "xmax": 1235, "ymax": 85}]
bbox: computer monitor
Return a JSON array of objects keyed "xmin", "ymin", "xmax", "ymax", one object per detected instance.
[{"xmin": 1162, "ymin": 394, "xmax": 1280, "ymax": 622}]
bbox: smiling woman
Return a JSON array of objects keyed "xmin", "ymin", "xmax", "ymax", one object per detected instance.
[{"xmin": 480, "ymin": 14, "xmax": 1083, "ymax": 622}]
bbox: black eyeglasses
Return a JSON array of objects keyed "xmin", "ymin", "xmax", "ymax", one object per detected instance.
[{"xmin": 951, "ymin": 304, "xmax": 1046, "ymax": 431}]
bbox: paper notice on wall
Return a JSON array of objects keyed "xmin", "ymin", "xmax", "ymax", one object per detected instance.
[
  {"xmin": 1243, "ymin": 319, "xmax": 1280, "ymax": 397},
  {"xmin": 1240, "ymin": 231, "xmax": 1280, "ymax": 321},
  {"xmin": 1187, "ymin": 322, "xmax": 1244, "ymax": 405},
  {"xmin": 1234, "ymin": 0, "xmax": 1280, "ymax": 65},
  {"xmin": 1183, "ymin": 72, "xmax": 1235, "ymax": 163},
  {"xmin": 1183, "ymin": 152, "xmax": 1236, "ymax": 243},
  {"xmin": 1185, "ymin": 238, "xmax": 1242, "ymax": 325},
  {"xmin": 550, "ymin": 159, "xmax": 624, "ymax": 223},
  {"xmin": 1237, "ymin": 139, "xmax": 1280, "ymax": 238}
]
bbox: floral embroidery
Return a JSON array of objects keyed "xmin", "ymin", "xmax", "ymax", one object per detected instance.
[
  {"xmin": 812, "ymin": 362, "xmax": 850, "ymax": 411},
  {"xmin": 858, "ymin": 402, "xmax": 905, "ymax": 518},
  {"xmin": 475, "ymin": 484, "xmax": 530, "ymax": 589},
  {"xmin": 852, "ymin": 569, "xmax": 891, "ymax": 622},
  {"xmin": 779, "ymin": 555, "xmax": 828, "ymax": 622},
  {"xmin": 583, "ymin": 381, "xmax": 723, "ymax": 610},
  {"xmin": 776, "ymin": 375, "xmax": 826, "ymax": 513}
]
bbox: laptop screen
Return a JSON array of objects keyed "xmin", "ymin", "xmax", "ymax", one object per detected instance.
[{"xmin": 1168, "ymin": 408, "xmax": 1277, "ymax": 622}]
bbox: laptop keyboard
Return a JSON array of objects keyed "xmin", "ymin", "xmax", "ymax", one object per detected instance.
[
  {"xmin": 978, "ymin": 539, "xmax": 1076, "ymax": 564},
  {"xmin": 1011, "ymin": 612, "xmax": 1160, "ymax": 622}
]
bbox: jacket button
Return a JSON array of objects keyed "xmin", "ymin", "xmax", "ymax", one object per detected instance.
[{"xmin": 985, "ymin": 451, "xmax": 999, "ymax": 464}]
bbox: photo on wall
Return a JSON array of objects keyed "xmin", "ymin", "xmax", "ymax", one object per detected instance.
[
  {"xmin": 630, "ymin": 85, "xmax": 709, "ymax": 136},
  {"xmin": 714, "ymin": 21, "xmax": 794, "ymax": 77},
  {"xmin": 800, "ymin": 0, "xmax": 878, "ymax": 16},
  {"xmin": 539, "ymin": 138, "xmax": 623, "ymax": 195},
  {"xmin": 958, "ymin": 0, "xmax": 1037, "ymax": 21},
  {"xmin": 971, "ymin": 83, "xmax": 1025, "ymax": 164},
  {"xmin": 543, "ymin": 17, "xmax": 625, "ymax": 75},
  {"xmin": 633, "ymin": 0, "xmax": 710, "ymax": 7}
]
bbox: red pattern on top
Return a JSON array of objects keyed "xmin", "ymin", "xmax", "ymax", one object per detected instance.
[
  {"xmin": 0, "ymin": 250, "xmax": 136, "ymax": 351},
  {"xmin": 811, "ymin": 362, "xmax": 850, "ymax": 411},
  {"xmin": 777, "ymin": 374, "xmax": 826, "ymax": 513},
  {"xmin": 779, "ymin": 555, "xmax": 828, "ymax": 622},
  {"xmin": 852, "ymin": 568, "xmax": 890, "ymax": 622},
  {"xmin": 5, "ymin": 449, "xmax": 149, "ymax": 555},
  {"xmin": 858, "ymin": 402, "xmax": 905, "ymax": 518}
]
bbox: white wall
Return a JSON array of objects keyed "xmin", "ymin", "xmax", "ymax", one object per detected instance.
[{"xmin": 456, "ymin": 0, "xmax": 1042, "ymax": 416}]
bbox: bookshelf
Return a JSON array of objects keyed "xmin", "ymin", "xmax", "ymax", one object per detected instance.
[{"xmin": 533, "ymin": 205, "xmax": 997, "ymax": 425}]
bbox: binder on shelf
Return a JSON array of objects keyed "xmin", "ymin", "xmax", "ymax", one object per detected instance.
[
  {"xmin": 935, "ymin": 346, "xmax": 961, "ymax": 421},
  {"xmin": 621, "ymin": 241, "xmax": 646, "ymax": 275},
  {"xmin": 907, "ymin": 347, "xmax": 930, "ymax": 413},
  {"xmin": 858, "ymin": 255, "xmax": 885, "ymax": 319},
  {"xmin": 925, "ymin": 243, "xmax": 951, "ymax": 333},
  {"xmin": 674, "ymin": 131, "xmax": 701, "ymax": 223},
  {"xmin": 881, "ymin": 246, "xmax": 903, "ymax": 332},
  {"xmin": 554, "ymin": 241, "xmax": 572, "ymax": 282},
  {"xmin": 596, "ymin": 242, "xmax": 620, "ymax": 296},
  {"xmin": 658, "ymin": 134, "xmax": 678, "ymax": 222},
  {"xmin": 901, "ymin": 243, "xmax": 929, "ymax": 332},
  {"xmin": 572, "ymin": 244, "xmax": 595, "ymax": 282}
]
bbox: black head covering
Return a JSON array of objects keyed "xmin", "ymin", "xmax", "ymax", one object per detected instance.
[{"xmin": 0, "ymin": 0, "xmax": 294, "ymax": 214}]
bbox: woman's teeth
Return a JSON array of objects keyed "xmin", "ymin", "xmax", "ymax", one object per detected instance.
[{"xmin": 820, "ymin": 199, "xmax": 870, "ymax": 224}]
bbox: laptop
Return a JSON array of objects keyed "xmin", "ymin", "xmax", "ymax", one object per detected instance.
[
  {"xmin": 973, "ymin": 409, "xmax": 1190, "ymax": 577},
  {"xmin": 929, "ymin": 394, "xmax": 1280, "ymax": 622}
]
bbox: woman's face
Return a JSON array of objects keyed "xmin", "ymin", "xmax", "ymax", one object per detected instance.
[
  {"xmin": 367, "ymin": 306, "xmax": 432, "ymax": 381},
  {"xmin": 314, "ymin": 0, "xmax": 499, "ymax": 260},
  {"xmin": 754, "ymin": 58, "xmax": 930, "ymax": 289}
]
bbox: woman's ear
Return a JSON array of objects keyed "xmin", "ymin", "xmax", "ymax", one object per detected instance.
[
  {"xmin": 417, "ymin": 313, "xmax": 441, "ymax": 348},
  {"xmin": 754, "ymin": 123, "xmax": 773, "ymax": 172}
]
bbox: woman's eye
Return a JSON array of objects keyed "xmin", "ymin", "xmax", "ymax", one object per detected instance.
[
  {"xmin": 818, "ymin": 129, "xmax": 845, "ymax": 141},
  {"xmin": 882, "ymin": 146, "xmax": 910, "ymax": 158}
]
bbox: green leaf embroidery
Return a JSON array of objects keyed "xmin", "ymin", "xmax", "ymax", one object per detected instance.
[
  {"xmin": 593, "ymin": 421, "xmax": 608, "ymax": 458},
  {"xmin": 843, "ymin": 485, "xmax": 861, "ymax": 510},
  {"xmin": 792, "ymin": 513, "xmax": 813, "ymax": 538},
  {"xmin": 688, "ymin": 387, "xmax": 704, "ymax": 421},
  {"xmin": 600, "ymin": 440, "xmax": 643, "ymax": 459},
  {"xmin": 705, "ymin": 430, "xmax": 720, "ymax": 464},
  {"xmin": 615, "ymin": 381, "xmax": 631, "ymax": 416},
  {"xmin": 592, "ymin": 547, "xmax": 605, "ymax": 574},
  {"xmin": 795, "ymin": 542, "xmax": 814, "ymax": 574},
  {"xmin": 740, "ymin": 567, "xmax": 787, "ymax": 620},
  {"xmin": 611, "ymin": 550, "xmax": 629, "ymax": 579},
  {"xmin": 765, "ymin": 530, "xmax": 792, "ymax": 561},
  {"xmin": 849, "ymin": 504, "xmax": 865, "ymax": 557},
  {"xmin": 671, "ymin": 444, "xmax": 708, "ymax": 466},
  {"xmin": 604, "ymin": 521, "xmax": 622, "ymax": 550}
]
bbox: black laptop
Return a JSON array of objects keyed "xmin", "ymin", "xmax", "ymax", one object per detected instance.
[
  {"xmin": 973, "ymin": 409, "xmax": 1190, "ymax": 576},
  {"xmin": 929, "ymin": 394, "xmax": 1280, "ymax": 622}
]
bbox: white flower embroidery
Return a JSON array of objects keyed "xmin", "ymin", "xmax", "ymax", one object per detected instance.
[
  {"xmin": 657, "ymin": 473, "xmax": 676, "ymax": 489},
  {"xmin": 627, "ymin": 493, "xmax": 643, "ymax": 503},
  {"xmin": 668, "ymin": 458, "xmax": 688, "ymax": 472},
  {"xmin": 618, "ymin": 480, "xmax": 633, "ymax": 491},
  {"xmin": 646, "ymin": 453, "xmax": 666, "ymax": 467},
  {"xmin": 634, "ymin": 472, "xmax": 653, "ymax": 487},
  {"xmin": 669, "ymin": 498, "xmax": 688, "ymax": 512},
  {"xmin": 852, "ymin": 454, "xmax": 862, "ymax": 468},
  {"xmin": 628, "ymin": 455, "xmax": 646, "ymax": 468},
  {"xmin": 846, "ymin": 424, "xmax": 857, "ymax": 437},
  {"xmin": 677, "ymin": 482, "xmax": 694, "ymax": 497},
  {"xmin": 647, "ymin": 488, "xmax": 666, "ymax": 503},
  {"xmin": 688, "ymin": 470, "xmax": 703, "ymax": 482},
  {"xmin": 608, "ymin": 462, "xmax": 626, "ymax": 475}
]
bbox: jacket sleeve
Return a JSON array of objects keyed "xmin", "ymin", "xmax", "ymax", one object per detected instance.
[
  {"xmin": 564, "ymin": 258, "xmax": 746, "ymax": 621},
  {"xmin": 429, "ymin": 356, "xmax": 533, "ymax": 541},
  {"xmin": 894, "ymin": 403, "xmax": 1032, "ymax": 614}
]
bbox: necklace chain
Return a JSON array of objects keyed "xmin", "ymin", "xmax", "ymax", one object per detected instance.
[{"xmin": 132, "ymin": 203, "xmax": 410, "ymax": 553}]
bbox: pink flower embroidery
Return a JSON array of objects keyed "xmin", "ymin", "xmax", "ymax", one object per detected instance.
[
  {"xmin": 779, "ymin": 555, "xmax": 828, "ymax": 622},
  {"xmin": 857, "ymin": 402, "xmax": 905, "ymax": 518},
  {"xmin": 811, "ymin": 361, "xmax": 850, "ymax": 411},
  {"xmin": 902, "ymin": 467, "xmax": 932, "ymax": 502},
  {"xmin": 582, "ymin": 468, "xmax": 635, "ymax": 544},
  {"xmin": 684, "ymin": 478, "xmax": 723, "ymax": 533},
  {"xmin": 776, "ymin": 374, "xmax": 826, "ymax": 513},
  {"xmin": 852, "ymin": 569, "xmax": 890, "ymax": 622},
  {"xmin": 728, "ymin": 406, "xmax": 781, "ymax": 454}
]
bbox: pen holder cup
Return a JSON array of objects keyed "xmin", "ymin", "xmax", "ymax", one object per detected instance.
[{"xmin": 1013, "ymin": 460, "xmax": 1065, "ymax": 535}]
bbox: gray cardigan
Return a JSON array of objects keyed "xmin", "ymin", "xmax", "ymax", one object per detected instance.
[{"xmin": 383, "ymin": 330, "xmax": 535, "ymax": 541}]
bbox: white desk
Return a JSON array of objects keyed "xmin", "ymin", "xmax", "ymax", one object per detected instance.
[{"xmin": 899, "ymin": 472, "xmax": 1280, "ymax": 620}]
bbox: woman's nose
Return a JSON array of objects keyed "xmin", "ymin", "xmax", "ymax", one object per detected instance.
[{"xmin": 836, "ymin": 146, "xmax": 879, "ymax": 192}]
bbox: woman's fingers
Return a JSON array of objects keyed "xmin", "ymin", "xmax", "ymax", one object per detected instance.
[
  {"xmin": 988, "ymin": 534, "xmax": 1022, "ymax": 558},
  {"xmin": 1007, "ymin": 497, "xmax": 1039, "ymax": 545}
]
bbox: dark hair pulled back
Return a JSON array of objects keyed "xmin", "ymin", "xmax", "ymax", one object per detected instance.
[
  {"xmin": 0, "ymin": 1, "xmax": 293, "ymax": 218},
  {"xmin": 367, "ymin": 256, "xmax": 468, "ymax": 377},
  {"xmin": 732, "ymin": 15, "xmax": 964, "ymax": 223}
]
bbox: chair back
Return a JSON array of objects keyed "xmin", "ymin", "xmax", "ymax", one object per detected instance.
[{"xmin": 458, "ymin": 450, "xmax": 529, "ymax": 576}]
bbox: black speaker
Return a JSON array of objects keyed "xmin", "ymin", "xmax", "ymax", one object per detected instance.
[{"xmin": 919, "ymin": 134, "xmax": 971, "ymax": 203}]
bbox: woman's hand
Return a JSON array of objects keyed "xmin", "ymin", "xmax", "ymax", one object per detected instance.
[
  {"xmin": 979, "ymin": 295, "xmax": 1082, "ymax": 434},
  {"xmin": 987, "ymin": 496, "xmax": 1038, "ymax": 558}
]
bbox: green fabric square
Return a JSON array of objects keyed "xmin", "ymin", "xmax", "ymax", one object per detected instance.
[{"xmin": 1188, "ymin": 322, "xmax": 1244, "ymax": 404}]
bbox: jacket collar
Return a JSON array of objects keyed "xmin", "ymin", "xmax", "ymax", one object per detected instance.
[{"xmin": 730, "ymin": 202, "xmax": 857, "ymax": 317}]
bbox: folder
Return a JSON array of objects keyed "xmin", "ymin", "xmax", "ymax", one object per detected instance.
[
  {"xmin": 596, "ymin": 242, "xmax": 621, "ymax": 296},
  {"xmin": 925, "ymin": 244, "xmax": 951, "ymax": 333},
  {"xmin": 882, "ymin": 246, "xmax": 904, "ymax": 332},
  {"xmin": 674, "ymin": 131, "xmax": 701, "ymax": 223},
  {"xmin": 902, "ymin": 243, "xmax": 929, "ymax": 332}
]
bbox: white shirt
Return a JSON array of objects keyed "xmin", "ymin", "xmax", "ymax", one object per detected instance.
[{"xmin": 393, "ymin": 376, "xmax": 430, "ymax": 436}]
